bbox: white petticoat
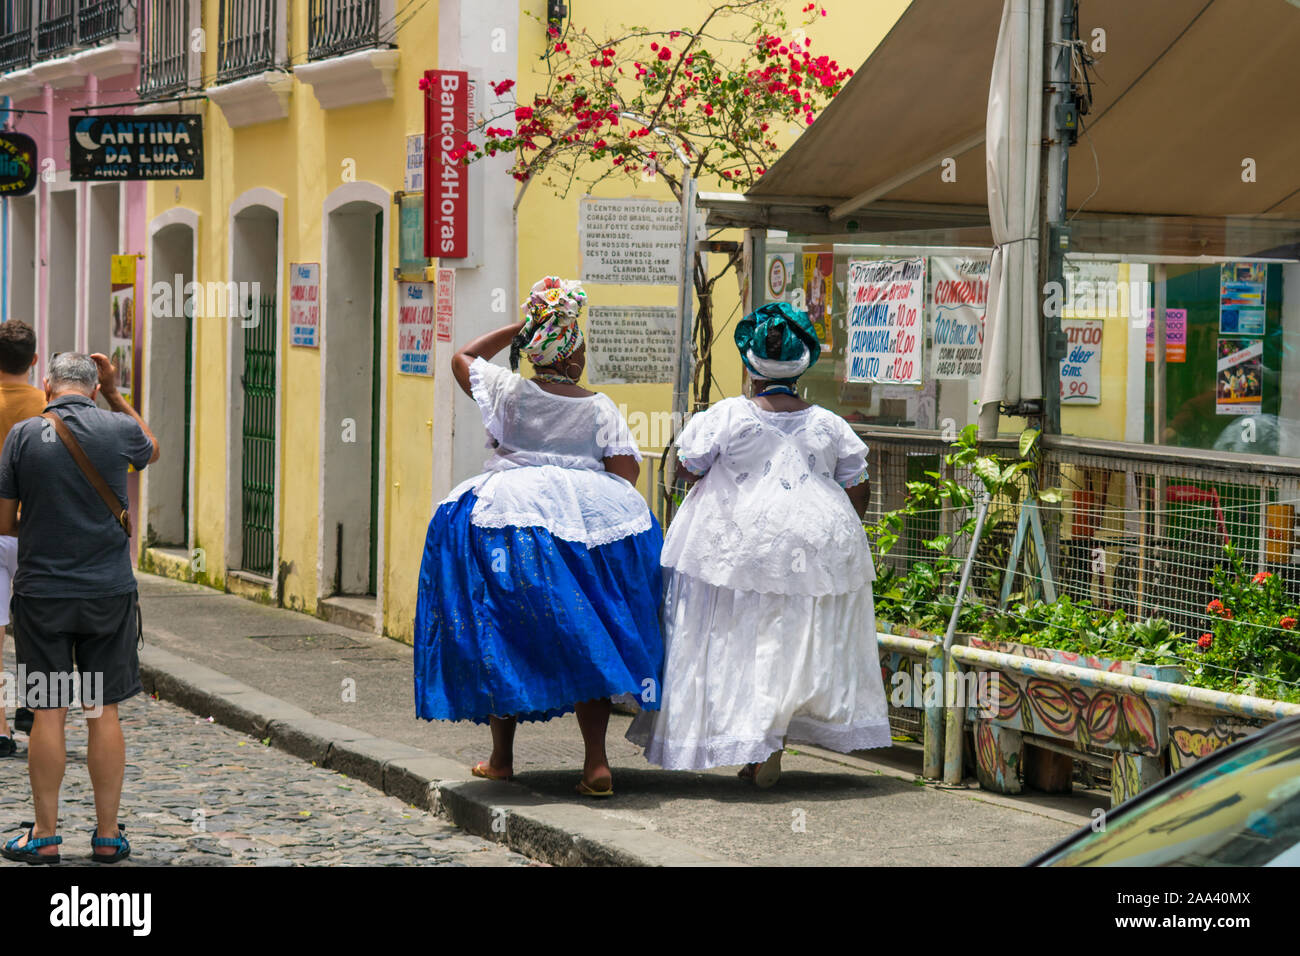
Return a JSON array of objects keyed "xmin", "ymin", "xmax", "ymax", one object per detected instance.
[
  {"xmin": 440, "ymin": 462, "xmax": 652, "ymax": 548},
  {"xmin": 626, "ymin": 570, "xmax": 892, "ymax": 769}
]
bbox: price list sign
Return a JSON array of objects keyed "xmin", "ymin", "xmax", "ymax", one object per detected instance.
[
  {"xmin": 844, "ymin": 258, "xmax": 924, "ymax": 384},
  {"xmin": 397, "ymin": 282, "xmax": 435, "ymax": 376}
]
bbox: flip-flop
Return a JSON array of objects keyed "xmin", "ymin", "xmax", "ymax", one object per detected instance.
[
  {"xmin": 471, "ymin": 761, "xmax": 512, "ymax": 781},
  {"xmin": 575, "ymin": 778, "xmax": 614, "ymax": 798}
]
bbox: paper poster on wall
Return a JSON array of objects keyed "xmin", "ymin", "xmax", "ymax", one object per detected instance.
[
  {"xmin": 1216, "ymin": 337, "xmax": 1264, "ymax": 415},
  {"xmin": 1059, "ymin": 319, "xmax": 1102, "ymax": 405},
  {"xmin": 435, "ymin": 268, "xmax": 455, "ymax": 343},
  {"xmin": 404, "ymin": 133, "xmax": 424, "ymax": 192},
  {"xmin": 1145, "ymin": 308, "xmax": 1187, "ymax": 362},
  {"xmin": 586, "ymin": 306, "xmax": 678, "ymax": 384},
  {"xmin": 765, "ymin": 253, "xmax": 795, "ymax": 302},
  {"xmin": 288, "ymin": 263, "xmax": 320, "ymax": 348},
  {"xmin": 1062, "ymin": 261, "xmax": 1121, "ymax": 317},
  {"xmin": 1220, "ymin": 262, "xmax": 1267, "ymax": 336},
  {"xmin": 398, "ymin": 282, "xmax": 435, "ymax": 375},
  {"xmin": 930, "ymin": 256, "xmax": 988, "ymax": 379},
  {"xmin": 844, "ymin": 258, "xmax": 924, "ymax": 384},
  {"xmin": 803, "ymin": 253, "xmax": 834, "ymax": 351},
  {"xmin": 109, "ymin": 286, "xmax": 134, "ymax": 404}
]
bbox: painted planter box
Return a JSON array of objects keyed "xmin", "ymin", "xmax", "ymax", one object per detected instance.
[
  {"xmin": 875, "ymin": 621, "xmax": 945, "ymax": 778},
  {"xmin": 1168, "ymin": 709, "xmax": 1267, "ymax": 772}
]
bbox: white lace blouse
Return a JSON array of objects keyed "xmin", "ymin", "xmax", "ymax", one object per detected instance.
[
  {"xmin": 661, "ymin": 396, "xmax": 875, "ymax": 596},
  {"xmin": 437, "ymin": 357, "xmax": 651, "ymax": 548}
]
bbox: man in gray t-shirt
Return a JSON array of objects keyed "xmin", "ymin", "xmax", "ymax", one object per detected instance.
[{"xmin": 0, "ymin": 352, "xmax": 158, "ymax": 864}]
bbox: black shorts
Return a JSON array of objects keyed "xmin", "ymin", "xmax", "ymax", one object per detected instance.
[{"xmin": 10, "ymin": 591, "xmax": 142, "ymax": 710}]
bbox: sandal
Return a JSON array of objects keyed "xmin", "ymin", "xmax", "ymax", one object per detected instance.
[
  {"xmin": 739, "ymin": 750, "xmax": 783, "ymax": 789},
  {"xmin": 90, "ymin": 824, "xmax": 130, "ymax": 864},
  {"xmin": 575, "ymin": 777, "xmax": 614, "ymax": 798},
  {"xmin": 470, "ymin": 761, "xmax": 513, "ymax": 781},
  {"xmin": 2, "ymin": 824, "xmax": 62, "ymax": 865}
]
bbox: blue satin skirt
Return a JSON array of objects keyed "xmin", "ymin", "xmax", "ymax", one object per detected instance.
[{"xmin": 414, "ymin": 490, "xmax": 665, "ymax": 724}]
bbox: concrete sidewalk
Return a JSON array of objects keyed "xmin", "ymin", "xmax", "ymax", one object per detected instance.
[{"xmin": 132, "ymin": 572, "xmax": 1100, "ymax": 866}]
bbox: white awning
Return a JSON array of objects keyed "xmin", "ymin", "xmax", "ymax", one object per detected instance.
[{"xmin": 716, "ymin": 0, "xmax": 1300, "ymax": 257}]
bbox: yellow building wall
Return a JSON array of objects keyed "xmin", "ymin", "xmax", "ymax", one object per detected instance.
[{"xmin": 146, "ymin": 1, "xmax": 907, "ymax": 642}]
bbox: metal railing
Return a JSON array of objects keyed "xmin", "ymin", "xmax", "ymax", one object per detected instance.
[
  {"xmin": 0, "ymin": 1, "xmax": 131, "ymax": 75},
  {"xmin": 139, "ymin": 0, "xmax": 189, "ymax": 97},
  {"xmin": 307, "ymin": 0, "xmax": 380, "ymax": 61},
  {"xmin": 217, "ymin": 0, "xmax": 276, "ymax": 83},
  {"xmin": 78, "ymin": 0, "xmax": 126, "ymax": 46},
  {"xmin": 0, "ymin": 2, "xmax": 34, "ymax": 73},
  {"xmin": 36, "ymin": 1, "xmax": 76, "ymax": 59}
]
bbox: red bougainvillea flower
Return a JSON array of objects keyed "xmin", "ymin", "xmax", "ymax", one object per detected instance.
[
  {"xmin": 1281, "ymin": 617, "xmax": 1297, "ymax": 630},
  {"xmin": 657, "ymin": 47, "xmax": 673, "ymax": 61},
  {"xmin": 1207, "ymin": 599, "xmax": 1225, "ymax": 615},
  {"xmin": 1253, "ymin": 571, "xmax": 1273, "ymax": 584},
  {"xmin": 1197, "ymin": 633, "xmax": 1213, "ymax": 650},
  {"xmin": 417, "ymin": 76, "xmax": 431, "ymax": 91},
  {"xmin": 489, "ymin": 79, "xmax": 515, "ymax": 96},
  {"xmin": 514, "ymin": 106, "xmax": 534, "ymax": 121}
]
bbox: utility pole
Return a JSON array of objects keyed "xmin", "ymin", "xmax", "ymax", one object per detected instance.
[{"xmin": 1040, "ymin": 0, "xmax": 1076, "ymax": 438}]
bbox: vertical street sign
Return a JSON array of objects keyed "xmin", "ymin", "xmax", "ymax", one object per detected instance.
[{"xmin": 423, "ymin": 69, "xmax": 469, "ymax": 259}]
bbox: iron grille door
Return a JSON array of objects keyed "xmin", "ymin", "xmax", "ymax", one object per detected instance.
[{"xmin": 241, "ymin": 294, "xmax": 276, "ymax": 577}]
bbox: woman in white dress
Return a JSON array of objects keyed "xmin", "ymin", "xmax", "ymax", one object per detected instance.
[{"xmin": 627, "ymin": 302, "xmax": 890, "ymax": 787}]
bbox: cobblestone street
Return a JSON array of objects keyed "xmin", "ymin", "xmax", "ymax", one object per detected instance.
[{"xmin": 0, "ymin": 691, "xmax": 537, "ymax": 868}]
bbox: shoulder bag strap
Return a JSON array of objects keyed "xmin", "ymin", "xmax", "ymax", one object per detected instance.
[{"xmin": 40, "ymin": 412, "xmax": 130, "ymax": 535}]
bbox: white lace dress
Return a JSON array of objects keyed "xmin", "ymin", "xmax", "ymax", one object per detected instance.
[{"xmin": 626, "ymin": 396, "xmax": 892, "ymax": 768}]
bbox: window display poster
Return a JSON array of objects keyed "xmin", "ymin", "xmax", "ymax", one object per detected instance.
[
  {"xmin": 1145, "ymin": 307, "xmax": 1187, "ymax": 362},
  {"xmin": 1059, "ymin": 319, "xmax": 1102, "ymax": 405},
  {"xmin": 289, "ymin": 263, "xmax": 320, "ymax": 348},
  {"xmin": 803, "ymin": 253, "xmax": 834, "ymax": 351},
  {"xmin": 398, "ymin": 282, "xmax": 435, "ymax": 375},
  {"xmin": 1220, "ymin": 262, "xmax": 1267, "ymax": 336},
  {"xmin": 1216, "ymin": 337, "xmax": 1264, "ymax": 415},
  {"xmin": 930, "ymin": 256, "xmax": 988, "ymax": 379},
  {"xmin": 109, "ymin": 286, "xmax": 134, "ymax": 404},
  {"xmin": 845, "ymin": 258, "xmax": 924, "ymax": 385},
  {"xmin": 765, "ymin": 253, "xmax": 795, "ymax": 302}
]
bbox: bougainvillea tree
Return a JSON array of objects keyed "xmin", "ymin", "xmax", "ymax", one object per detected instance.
[{"xmin": 420, "ymin": 0, "xmax": 853, "ymax": 407}]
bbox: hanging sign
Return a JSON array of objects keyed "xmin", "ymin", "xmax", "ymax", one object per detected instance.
[
  {"xmin": 929, "ymin": 256, "xmax": 988, "ymax": 380},
  {"xmin": 766, "ymin": 253, "xmax": 795, "ymax": 301},
  {"xmin": 845, "ymin": 258, "xmax": 924, "ymax": 384},
  {"xmin": 423, "ymin": 70, "xmax": 470, "ymax": 259},
  {"xmin": 0, "ymin": 131, "xmax": 37, "ymax": 196},
  {"xmin": 69, "ymin": 114, "xmax": 203, "ymax": 180},
  {"xmin": 110, "ymin": 254, "xmax": 137, "ymax": 286},
  {"xmin": 1216, "ymin": 337, "xmax": 1264, "ymax": 416},
  {"xmin": 288, "ymin": 263, "xmax": 320, "ymax": 348},
  {"xmin": 1059, "ymin": 319, "xmax": 1102, "ymax": 405},
  {"xmin": 578, "ymin": 197, "xmax": 681, "ymax": 285},
  {"xmin": 398, "ymin": 282, "xmax": 435, "ymax": 375},
  {"xmin": 109, "ymin": 286, "xmax": 135, "ymax": 404},
  {"xmin": 435, "ymin": 268, "xmax": 454, "ymax": 343}
]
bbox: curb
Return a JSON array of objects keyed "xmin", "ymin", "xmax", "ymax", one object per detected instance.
[{"xmin": 138, "ymin": 644, "xmax": 736, "ymax": 868}]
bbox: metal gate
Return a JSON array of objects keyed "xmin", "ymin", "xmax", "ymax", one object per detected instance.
[{"xmin": 241, "ymin": 294, "xmax": 276, "ymax": 576}]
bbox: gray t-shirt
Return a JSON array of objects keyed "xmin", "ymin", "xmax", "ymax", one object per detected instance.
[{"xmin": 0, "ymin": 393, "xmax": 153, "ymax": 598}]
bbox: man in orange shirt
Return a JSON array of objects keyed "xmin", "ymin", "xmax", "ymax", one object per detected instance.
[{"xmin": 0, "ymin": 321, "xmax": 45, "ymax": 757}]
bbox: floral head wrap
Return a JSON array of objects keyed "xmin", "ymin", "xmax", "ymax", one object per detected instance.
[{"xmin": 511, "ymin": 276, "xmax": 588, "ymax": 370}]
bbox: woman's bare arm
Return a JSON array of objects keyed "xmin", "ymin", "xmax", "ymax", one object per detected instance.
[
  {"xmin": 451, "ymin": 321, "xmax": 527, "ymax": 397},
  {"xmin": 847, "ymin": 480, "xmax": 871, "ymax": 519},
  {"xmin": 603, "ymin": 454, "xmax": 640, "ymax": 485}
]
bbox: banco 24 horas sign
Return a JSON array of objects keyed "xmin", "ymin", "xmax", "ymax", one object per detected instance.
[{"xmin": 69, "ymin": 115, "xmax": 203, "ymax": 181}]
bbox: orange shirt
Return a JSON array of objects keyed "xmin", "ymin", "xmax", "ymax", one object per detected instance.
[{"xmin": 0, "ymin": 382, "xmax": 47, "ymax": 450}]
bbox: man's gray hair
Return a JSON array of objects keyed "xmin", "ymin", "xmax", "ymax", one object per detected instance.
[{"xmin": 46, "ymin": 352, "xmax": 99, "ymax": 395}]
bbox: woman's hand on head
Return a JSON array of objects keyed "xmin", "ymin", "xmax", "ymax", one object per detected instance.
[{"xmin": 452, "ymin": 321, "xmax": 527, "ymax": 397}]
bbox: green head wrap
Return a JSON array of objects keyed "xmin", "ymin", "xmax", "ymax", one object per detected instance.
[{"xmin": 734, "ymin": 301, "xmax": 821, "ymax": 383}]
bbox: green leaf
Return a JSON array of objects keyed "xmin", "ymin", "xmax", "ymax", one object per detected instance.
[
  {"xmin": 1037, "ymin": 488, "xmax": 1063, "ymax": 504},
  {"xmin": 971, "ymin": 457, "xmax": 1001, "ymax": 489},
  {"xmin": 923, "ymin": 534, "xmax": 953, "ymax": 553},
  {"xmin": 1019, "ymin": 428, "xmax": 1041, "ymax": 458}
]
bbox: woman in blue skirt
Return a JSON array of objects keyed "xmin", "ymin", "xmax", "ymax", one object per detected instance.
[{"xmin": 414, "ymin": 277, "xmax": 663, "ymax": 796}]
